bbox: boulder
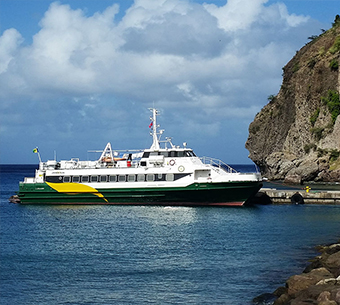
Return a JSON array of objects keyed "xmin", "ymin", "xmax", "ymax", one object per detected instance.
[
  {"xmin": 286, "ymin": 267, "xmax": 334, "ymax": 296},
  {"xmin": 284, "ymin": 174, "xmax": 302, "ymax": 184},
  {"xmin": 291, "ymin": 285, "xmax": 340, "ymax": 305},
  {"xmin": 324, "ymin": 251, "xmax": 340, "ymax": 277},
  {"xmin": 252, "ymin": 292, "xmax": 277, "ymax": 304},
  {"xmin": 260, "ymin": 241, "xmax": 340, "ymax": 305}
]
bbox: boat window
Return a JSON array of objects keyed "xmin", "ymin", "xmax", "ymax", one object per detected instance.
[
  {"xmin": 73, "ymin": 176, "xmax": 80, "ymax": 183},
  {"xmin": 64, "ymin": 176, "xmax": 71, "ymax": 183},
  {"xmin": 166, "ymin": 173, "xmax": 174, "ymax": 181},
  {"xmin": 178, "ymin": 151, "xmax": 185, "ymax": 157},
  {"xmin": 147, "ymin": 174, "xmax": 154, "ymax": 182},
  {"xmin": 137, "ymin": 174, "xmax": 145, "ymax": 182},
  {"xmin": 118, "ymin": 175, "xmax": 126, "ymax": 182},
  {"xmin": 140, "ymin": 161, "xmax": 147, "ymax": 166},
  {"xmin": 45, "ymin": 176, "xmax": 60, "ymax": 183},
  {"xmin": 142, "ymin": 152, "xmax": 150, "ymax": 158},
  {"xmin": 169, "ymin": 151, "xmax": 177, "ymax": 157},
  {"xmin": 100, "ymin": 175, "xmax": 107, "ymax": 182},
  {"xmin": 185, "ymin": 150, "xmax": 196, "ymax": 157},
  {"xmin": 155, "ymin": 173, "xmax": 165, "ymax": 181},
  {"xmin": 82, "ymin": 176, "xmax": 89, "ymax": 183},
  {"xmin": 109, "ymin": 175, "xmax": 117, "ymax": 182},
  {"xmin": 91, "ymin": 175, "xmax": 98, "ymax": 182},
  {"xmin": 128, "ymin": 175, "xmax": 136, "ymax": 182},
  {"xmin": 159, "ymin": 152, "xmax": 171, "ymax": 157}
]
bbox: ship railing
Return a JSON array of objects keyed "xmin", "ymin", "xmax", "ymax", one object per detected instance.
[
  {"xmin": 200, "ymin": 156, "xmax": 239, "ymax": 173},
  {"xmin": 24, "ymin": 177, "xmax": 36, "ymax": 183}
]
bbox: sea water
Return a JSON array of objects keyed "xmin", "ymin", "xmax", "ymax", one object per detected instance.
[{"xmin": 1, "ymin": 165, "xmax": 340, "ymax": 305}]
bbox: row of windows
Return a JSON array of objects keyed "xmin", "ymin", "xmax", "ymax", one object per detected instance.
[
  {"xmin": 46, "ymin": 173, "xmax": 179, "ymax": 183},
  {"xmin": 142, "ymin": 150, "xmax": 196, "ymax": 158}
]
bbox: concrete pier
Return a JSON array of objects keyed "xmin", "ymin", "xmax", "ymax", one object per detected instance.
[{"xmin": 260, "ymin": 188, "xmax": 340, "ymax": 204}]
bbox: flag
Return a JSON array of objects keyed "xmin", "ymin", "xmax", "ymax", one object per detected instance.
[
  {"xmin": 149, "ymin": 122, "xmax": 153, "ymax": 128},
  {"xmin": 33, "ymin": 147, "xmax": 39, "ymax": 153}
]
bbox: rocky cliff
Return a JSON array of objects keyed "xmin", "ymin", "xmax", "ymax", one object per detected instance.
[{"xmin": 246, "ymin": 17, "xmax": 340, "ymax": 183}]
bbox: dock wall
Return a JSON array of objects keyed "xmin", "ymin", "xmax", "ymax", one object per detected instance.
[{"xmin": 260, "ymin": 188, "xmax": 340, "ymax": 204}]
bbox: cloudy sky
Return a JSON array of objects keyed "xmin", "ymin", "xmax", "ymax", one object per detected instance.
[{"xmin": 0, "ymin": 0, "xmax": 337, "ymax": 164}]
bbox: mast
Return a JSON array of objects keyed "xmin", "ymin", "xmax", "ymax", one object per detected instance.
[
  {"xmin": 99, "ymin": 142, "xmax": 114, "ymax": 161},
  {"xmin": 149, "ymin": 108, "xmax": 161, "ymax": 150}
]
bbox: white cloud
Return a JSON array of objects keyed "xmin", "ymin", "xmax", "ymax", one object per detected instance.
[
  {"xmin": 0, "ymin": 0, "xmax": 320, "ymax": 162},
  {"xmin": 276, "ymin": 3, "xmax": 309, "ymax": 27},
  {"xmin": 204, "ymin": 0, "xmax": 268, "ymax": 31},
  {"xmin": 0, "ymin": 28, "xmax": 23, "ymax": 73}
]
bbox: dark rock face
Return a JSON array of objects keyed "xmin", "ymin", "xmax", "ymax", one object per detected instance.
[{"xmin": 246, "ymin": 22, "xmax": 340, "ymax": 183}]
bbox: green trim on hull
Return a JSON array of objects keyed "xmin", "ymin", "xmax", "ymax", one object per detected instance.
[{"xmin": 17, "ymin": 181, "xmax": 262, "ymax": 206}]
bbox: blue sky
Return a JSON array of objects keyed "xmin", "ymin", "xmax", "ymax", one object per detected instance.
[{"xmin": 0, "ymin": 0, "xmax": 338, "ymax": 164}]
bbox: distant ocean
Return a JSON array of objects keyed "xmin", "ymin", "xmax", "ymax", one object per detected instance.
[{"xmin": 1, "ymin": 165, "xmax": 340, "ymax": 304}]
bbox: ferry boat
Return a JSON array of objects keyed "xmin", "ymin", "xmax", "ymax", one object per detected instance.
[{"xmin": 11, "ymin": 108, "xmax": 262, "ymax": 206}]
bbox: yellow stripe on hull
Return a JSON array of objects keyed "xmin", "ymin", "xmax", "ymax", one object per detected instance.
[{"xmin": 46, "ymin": 182, "xmax": 108, "ymax": 202}]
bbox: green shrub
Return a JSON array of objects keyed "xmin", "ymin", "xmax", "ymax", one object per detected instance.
[
  {"xmin": 311, "ymin": 127, "xmax": 324, "ymax": 141},
  {"xmin": 292, "ymin": 63, "xmax": 300, "ymax": 73},
  {"xmin": 304, "ymin": 143, "xmax": 317, "ymax": 154},
  {"xmin": 310, "ymin": 108, "xmax": 320, "ymax": 126},
  {"xmin": 330, "ymin": 59, "xmax": 339, "ymax": 71},
  {"xmin": 329, "ymin": 36, "xmax": 340, "ymax": 54},
  {"xmin": 308, "ymin": 35, "xmax": 318, "ymax": 41},
  {"xmin": 330, "ymin": 149, "xmax": 340, "ymax": 162},
  {"xmin": 321, "ymin": 90, "xmax": 340, "ymax": 125},
  {"xmin": 267, "ymin": 95, "xmax": 276, "ymax": 103},
  {"xmin": 317, "ymin": 148, "xmax": 327, "ymax": 158},
  {"xmin": 318, "ymin": 47, "xmax": 326, "ymax": 56},
  {"xmin": 332, "ymin": 14, "xmax": 340, "ymax": 27}
]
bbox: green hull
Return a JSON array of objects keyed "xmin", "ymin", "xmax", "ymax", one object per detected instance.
[{"xmin": 17, "ymin": 181, "xmax": 262, "ymax": 206}]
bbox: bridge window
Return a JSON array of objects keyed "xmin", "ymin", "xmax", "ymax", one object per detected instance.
[
  {"xmin": 169, "ymin": 151, "xmax": 177, "ymax": 157},
  {"xmin": 185, "ymin": 150, "xmax": 196, "ymax": 157},
  {"xmin": 142, "ymin": 152, "xmax": 150, "ymax": 158}
]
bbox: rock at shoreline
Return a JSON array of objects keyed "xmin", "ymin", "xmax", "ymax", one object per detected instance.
[
  {"xmin": 246, "ymin": 17, "xmax": 340, "ymax": 183},
  {"xmin": 253, "ymin": 241, "xmax": 340, "ymax": 305}
]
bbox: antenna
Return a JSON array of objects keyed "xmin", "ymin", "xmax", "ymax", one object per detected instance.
[{"xmin": 149, "ymin": 108, "xmax": 160, "ymax": 150}]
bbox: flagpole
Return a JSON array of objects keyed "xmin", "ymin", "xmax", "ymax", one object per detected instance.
[
  {"xmin": 37, "ymin": 150, "xmax": 42, "ymax": 163},
  {"xmin": 33, "ymin": 147, "xmax": 42, "ymax": 163}
]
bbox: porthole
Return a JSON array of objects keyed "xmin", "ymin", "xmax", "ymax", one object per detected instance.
[{"xmin": 178, "ymin": 165, "xmax": 185, "ymax": 172}]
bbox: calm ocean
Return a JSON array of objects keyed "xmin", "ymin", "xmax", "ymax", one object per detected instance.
[{"xmin": 1, "ymin": 165, "xmax": 340, "ymax": 305}]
